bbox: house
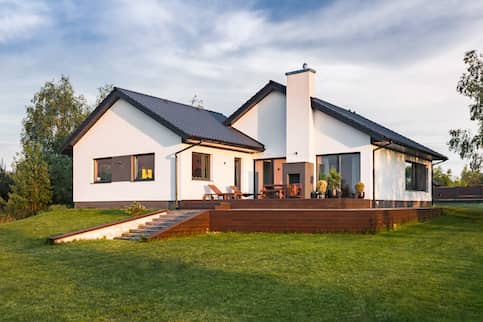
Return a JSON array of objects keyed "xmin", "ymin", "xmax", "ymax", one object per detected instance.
[{"xmin": 61, "ymin": 66, "xmax": 447, "ymax": 208}]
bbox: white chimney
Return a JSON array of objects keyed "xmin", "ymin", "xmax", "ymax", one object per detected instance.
[{"xmin": 285, "ymin": 64, "xmax": 316, "ymax": 163}]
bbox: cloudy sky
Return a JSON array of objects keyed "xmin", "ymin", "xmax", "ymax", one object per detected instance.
[{"xmin": 0, "ymin": 0, "xmax": 482, "ymax": 175}]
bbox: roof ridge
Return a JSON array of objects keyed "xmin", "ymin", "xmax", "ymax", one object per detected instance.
[{"xmin": 115, "ymin": 86, "xmax": 226, "ymax": 117}]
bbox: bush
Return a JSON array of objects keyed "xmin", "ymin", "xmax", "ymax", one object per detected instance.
[
  {"xmin": 317, "ymin": 180, "xmax": 328, "ymax": 193},
  {"xmin": 355, "ymin": 182, "xmax": 365, "ymax": 193},
  {"xmin": 125, "ymin": 202, "xmax": 146, "ymax": 216}
]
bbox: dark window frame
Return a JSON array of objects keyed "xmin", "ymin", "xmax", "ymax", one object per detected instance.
[
  {"xmin": 134, "ymin": 153, "xmax": 155, "ymax": 182},
  {"xmin": 405, "ymin": 161, "xmax": 428, "ymax": 192},
  {"xmin": 316, "ymin": 152, "xmax": 361, "ymax": 197},
  {"xmin": 192, "ymin": 152, "xmax": 211, "ymax": 181}
]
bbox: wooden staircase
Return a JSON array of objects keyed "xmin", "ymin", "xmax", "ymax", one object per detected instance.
[{"xmin": 114, "ymin": 210, "xmax": 201, "ymax": 241}]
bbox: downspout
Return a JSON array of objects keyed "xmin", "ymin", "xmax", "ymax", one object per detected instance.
[
  {"xmin": 372, "ymin": 141, "xmax": 392, "ymax": 208},
  {"xmin": 175, "ymin": 141, "xmax": 202, "ymax": 209},
  {"xmin": 431, "ymin": 159, "xmax": 447, "ymax": 207}
]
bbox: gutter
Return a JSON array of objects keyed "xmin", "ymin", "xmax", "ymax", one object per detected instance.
[
  {"xmin": 372, "ymin": 141, "xmax": 392, "ymax": 208},
  {"xmin": 431, "ymin": 159, "xmax": 447, "ymax": 207},
  {"xmin": 174, "ymin": 141, "xmax": 202, "ymax": 209}
]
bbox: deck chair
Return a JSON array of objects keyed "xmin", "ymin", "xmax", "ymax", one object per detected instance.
[
  {"xmin": 208, "ymin": 184, "xmax": 235, "ymax": 200},
  {"xmin": 229, "ymin": 185, "xmax": 244, "ymax": 200}
]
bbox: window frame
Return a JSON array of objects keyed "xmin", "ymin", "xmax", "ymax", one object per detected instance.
[
  {"xmin": 192, "ymin": 152, "xmax": 211, "ymax": 181},
  {"xmin": 94, "ymin": 157, "xmax": 113, "ymax": 183},
  {"xmin": 316, "ymin": 152, "xmax": 361, "ymax": 197},
  {"xmin": 133, "ymin": 153, "xmax": 155, "ymax": 182},
  {"xmin": 405, "ymin": 160, "xmax": 428, "ymax": 192}
]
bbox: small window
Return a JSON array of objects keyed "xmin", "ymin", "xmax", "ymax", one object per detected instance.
[
  {"xmin": 134, "ymin": 153, "xmax": 155, "ymax": 181},
  {"xmin": 94, "ymin": 158, "xmax": 112, "ymax": 183},
  {"xmin": 405, "ymin": 161, "xmax": 427, "ymax": 191},
  {"xmin": 192, "ymin": 152, "xmax": 210, "ymax": 180}
]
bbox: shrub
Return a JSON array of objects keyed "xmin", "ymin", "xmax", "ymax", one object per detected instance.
[
  {"xmin": 327, "ymin": 167, "xmax": 342, "ymax": 191},
  {"xmin": 125, "ymin": 202, "xmax": 146, "ymax": 216}
]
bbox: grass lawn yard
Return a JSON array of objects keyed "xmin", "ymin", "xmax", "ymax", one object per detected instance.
[{"xmin": 0, "ymin": 205, "xmax": 482, "ymax": 321}]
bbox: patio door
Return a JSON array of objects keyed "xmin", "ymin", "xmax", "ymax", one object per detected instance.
[
  {"xmin": 254, "ymin": 158, "xmax": 286, "ymax": 194},
  {"xmin": 234, "ymin": 157, "xmax": 241, "ymax": 189}
]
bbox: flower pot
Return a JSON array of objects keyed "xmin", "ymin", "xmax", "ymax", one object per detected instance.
[{"xmin": 357, "ymin": 192, "xmax": 365, "ymax": 199}]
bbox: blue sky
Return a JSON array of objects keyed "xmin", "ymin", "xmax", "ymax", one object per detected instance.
[{"xmin": 0, "ymin": 0, "xmax": 482, "ymax": 175}]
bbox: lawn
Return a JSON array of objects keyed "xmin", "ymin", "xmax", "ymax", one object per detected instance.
[{"xmin": 0, "ymin": 205, "xmax": 482, "ymax": 321}]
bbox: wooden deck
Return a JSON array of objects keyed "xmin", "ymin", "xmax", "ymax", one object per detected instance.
[
  {"xmin": 180, "ymin": 198, "xmax": 371, "ymax": 210},
  {"xmin": 146, "ymin": 207, "xmax": 441, "ymax": 238}
]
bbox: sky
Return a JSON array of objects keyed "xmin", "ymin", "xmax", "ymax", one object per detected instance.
[{"xmin": 0, "ymin": 0, "xmax": 482, "ymax": 176}]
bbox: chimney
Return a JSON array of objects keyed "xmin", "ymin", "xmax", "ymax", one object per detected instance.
[{"xmin": 285, "ymin": 63, "xmax": 316, "ymax": 163}]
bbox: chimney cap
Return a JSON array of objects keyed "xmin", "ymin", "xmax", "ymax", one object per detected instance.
[{"xmin": 285, "ymin": 64, "xmax": 316, "ymax": 76}]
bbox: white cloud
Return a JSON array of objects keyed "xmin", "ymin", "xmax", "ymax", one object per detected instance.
[{"xmin": 0, "ymin": 1, "xmax": 49, "ymax": 43}]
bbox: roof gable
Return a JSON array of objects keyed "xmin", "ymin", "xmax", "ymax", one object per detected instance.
[
  {"xmin": 61, "ymin": 88, "xmax": 264, "ymax": 154},
  {"xmin": 225, "ymin": 80, "xmax": 446, "ymax": 161}
]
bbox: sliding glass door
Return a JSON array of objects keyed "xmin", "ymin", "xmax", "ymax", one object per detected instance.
[
  {"xmin": 254, "ymin": 158, "xmax": 286, "ymax": 194},
  {"xmin": 316, "ymin": 153, "xmax": 360, "ymax": 197}
]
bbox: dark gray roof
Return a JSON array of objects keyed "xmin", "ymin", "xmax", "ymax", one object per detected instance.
[
  {"xmin": 311, "ymin": 97, "xmax": 447, "ymax": 160},
  {"xmin": 61, "ymin": 87, "xmax": 264, "ymax": 154},
  {"xmin": 226, "ymin": 80, "xmax": 447, "ymax": 161}
]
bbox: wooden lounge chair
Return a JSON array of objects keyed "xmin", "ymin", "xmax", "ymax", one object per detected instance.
[
  {"xmin": 229, "ymin": 186, "xmax": 245, "ymax": 199},
  {"xmin": 208, "ymin": 184, "xmax": 235, "ymax": 200}
]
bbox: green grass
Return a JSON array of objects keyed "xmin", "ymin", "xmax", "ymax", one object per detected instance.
[{"xmin": 0, "ymin": 205, "xmax": 482, "ymax": 321}]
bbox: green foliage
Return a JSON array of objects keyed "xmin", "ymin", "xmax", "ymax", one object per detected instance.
[
  {"xmin": 449, "ymin": 50, "xmax": 483, "ymax": 171},
  {"xmin": 7, "ymin": 144, "xmax": 52, "ymax": 219},
  {"xmin": 0, "ymin": 160, "xmax": 13, "ymax": 204},
  {"xmin": 355, "ymin": 181, "xmax": 365, "ymax": 193},
  {"xmin": 125, "ymin": 201, "xmax": 146, "ymax": 216},
  {"xmin": 21, "ymin": 76, "xmax": 90, "ymax": 204},
  {"xmin": 317, "ymin": 179, "xmax": 328, "ymax": 193},
  {"xmin": 433, "ymin": 166, "xmax": 454, "ymax": 186},
  {"xmin": 327, "ymin": 167, "xmax": 342, "ymax": 191},
  {"xmin": 459, "ymin": 165, "xmax": 483, "ymax": 186}
]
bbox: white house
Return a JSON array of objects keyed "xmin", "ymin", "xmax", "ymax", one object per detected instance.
[{"xmin": 62, "ymin": 66, "xmax": 447, "ymax": 208}]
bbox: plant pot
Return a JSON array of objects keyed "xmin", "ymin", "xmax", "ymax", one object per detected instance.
[
  {"xmin": 357, "ymin": 192, "xmax": 365, "ymax": 199},
  {"xmin": 336, "ymin": 190, "xmax": 342, "ymax": 198},
  {"xmin": 310, "ymin": 191, "xmax": 318, "ymax": 199},
  {"xmin": 318, "ymin": 193, "xmax": 326, "ymax": 199}
]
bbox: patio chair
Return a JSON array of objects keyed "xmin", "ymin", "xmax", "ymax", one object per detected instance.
[
  {"xmin": 229, "ymin": 185, "xmax": 245, "ymax": 199},
  {"xmin": 208, "ymin": 184, "xmax": 235, "ymax": 200}
]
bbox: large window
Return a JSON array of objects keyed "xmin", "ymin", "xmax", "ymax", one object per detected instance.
[
  {"xmin": 192, "ymin": 152, "xmax": 210, "ymax": 180},
  {"xmin": 94, "ymin": 153, "xmax": 155, "ymax": 183},
  {"xmin": 405, "ymin": 161, "xmax": 427, "ymax": 191},
  {"xmin": 134, "ymin": 153, "xmax": 155, "ymax": 181},
  {"xmin": 94, "ymin": 158, "xmax": 112, "ymax": 183},
  {"xmin": 316, "ymin": 153, "xmax": 360, "ymax": 197}
]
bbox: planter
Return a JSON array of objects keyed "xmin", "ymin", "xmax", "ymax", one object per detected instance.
[
  {"xmin": 357, "ymin": 192, "xmax": 365, "ymax": 199},
  {"xmin": 310, "ymin": 191, "xmax": 318, "ymax": 199}
]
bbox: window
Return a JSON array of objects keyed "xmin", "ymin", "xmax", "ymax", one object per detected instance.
[
  {"xmin": 316, "ymin": 153, "xmax": 360, "ymax": 197},
  {"xmin": 192, "ymin": 152, "xmax": 210, "ymax": 180},
  {"xmin": 94, "ymin": 158, "xmax": 112, "ymax": 183},
  {"xmin": 405, "ymin": 161, "xmax": 427, "ymax": 191},
  {"xmin": 134, "ymin": 154, "xmax": 155, "ymax": 181}
]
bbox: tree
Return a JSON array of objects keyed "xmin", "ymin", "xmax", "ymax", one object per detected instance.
[
  {"xmin": 0, "ymin": 160, "xmax": 13, "ymax": 211},
  {"xmin": 459, "ymin": 165, "xmax": 483, "ymax": 186},
  {"xmin": 448, "ymin": 50, "xmax": 483, "ymax": 171},
  {"xmin": 7, "ymin": 144, "xmax": 52, "ymax": 218},
  {"xmin": 432, "ymin": 166, "xmax": 454, "ymax": 186},
  {"xmin": 95, "ymin": 83, "xmax": 114, "ymax": 106},
  {"xmin": 21, "ymin": 76, "xmax": 90, "ymax": 204}
]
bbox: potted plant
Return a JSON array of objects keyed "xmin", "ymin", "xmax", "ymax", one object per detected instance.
[
  {"xmin": 327, "ymin": 167, "xmax": 342, "ymax": 198},
  {"xmin": 355, "ymin": 182, "xmax": 365, "ymax": 198},
  {"xmin": 317, "ymin": 179, "xmax": 328, "ymax": 199}
]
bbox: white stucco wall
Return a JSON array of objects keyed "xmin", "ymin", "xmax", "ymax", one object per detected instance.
[
  {"xmin": 231, "ymin": 91, "xmax": 286, "ymax": 159},
  {"xmin": 375, "ymin": 149, "xmax": 432, "ymax": 201},
  {"xmin": 73, "ymin": 99, "xmax": 183, "ymax": 202},
  {"xmin": 177, "ymin": 145, "xmax": 254, "ymax": 200},
  {"xmin": 73, "ymin": 98, "xmax": 256, "ymax": 203},
  {"xmin": 313, "ymin": 109, "xmax": 373, "ymax": 199}
]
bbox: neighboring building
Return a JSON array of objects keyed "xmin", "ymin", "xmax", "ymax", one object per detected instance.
[{"xmin": 62, "ymin": 66, "xmax": 447, "ymax": 208}]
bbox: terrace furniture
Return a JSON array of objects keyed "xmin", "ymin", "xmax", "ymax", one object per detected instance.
[
  {"xmin": 285, "ymin": 183, "xmax": 302, "ymax": 199},
  {"xmin": 230, "ymin": 186, "xmax": 255, "ymax": 199},
  {"xmin": 262, "ymin": 184, "xmax": 285, "ymax": 199},
  {"xmin": 207, "ymin": 184, "xmax": 235, "ymax": 200}
]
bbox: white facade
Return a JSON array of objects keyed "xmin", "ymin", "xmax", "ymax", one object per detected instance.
[
  {"xmin": 232, "ymin": 91, "xmax": 286, "ymax": 159},
  {"xmin": 72, "ymin": 68, "xmax": 438, "ymax": 206}
]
